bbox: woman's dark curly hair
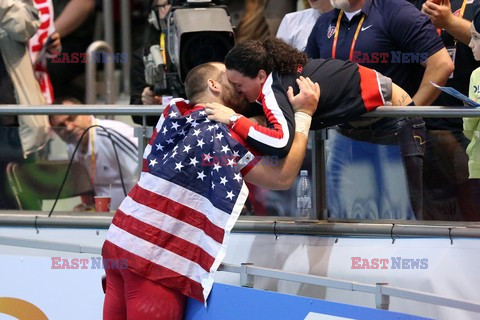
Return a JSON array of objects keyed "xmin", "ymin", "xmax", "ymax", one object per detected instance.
[{"xmin": 225, "ymin": 37, "xmax": 307, "ymax": 78}]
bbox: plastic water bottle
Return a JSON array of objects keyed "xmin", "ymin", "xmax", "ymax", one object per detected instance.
[{"xmin": 296, "ymin": 170, "xmax": 312, "ymax": 218}]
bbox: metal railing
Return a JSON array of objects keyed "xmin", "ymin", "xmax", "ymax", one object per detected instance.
[
  {"xmin": 0, "ymin": 234, "xmax": 478, "ymax": 315},
  {"xmin": 2, "ymin": 105, "xmax": 480, "ymax": 116},
  {"xmin": 2, "ymin": 105, "xmax": 480, "ymax": 237},
  {"xmin": 218, "ymin": 262, "xmax": 480, "ymax": 313}
]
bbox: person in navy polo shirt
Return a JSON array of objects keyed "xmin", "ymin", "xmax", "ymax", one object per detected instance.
[
  {"xmin": 409, "ymin": 0, "xmax": 480, "ymax": 221},
  {"xmin": 305, "ymin": 0, "xmax": 454, "ymax": 220}
]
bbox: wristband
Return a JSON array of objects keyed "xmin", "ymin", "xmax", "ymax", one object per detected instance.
[{"xmin": 294, "ymin": 112, "xmax": 312, "ymax": 137}]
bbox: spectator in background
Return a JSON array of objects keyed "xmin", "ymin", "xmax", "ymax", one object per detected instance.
[
  {"xmin": 49, "ymin": 97, "xmax": 139, "ymax": 209},
  {"xmin": 305, "ymin": 0, "xmax": 454, "ymax": 219},
  {"xmin": 47, "ymin": 0, "xmax": 95, "ymax": 102},
  {"xmin": 462, "ymin": 9, "xmax": 480, "ymax": 221},
  {"xmin": 277, "ymin": 0, "xmax": 333, "ymax": 51},
  {"xmin": 410, "ymin": 0, "xmax": 480, "ymax": 221},
  {"xmin": 0, "ymin": 0, "xmax": 50, "ymax": 209},
  {"xmin": 235, "ymin": 0, "xmax": 297, "ymax": 43}
]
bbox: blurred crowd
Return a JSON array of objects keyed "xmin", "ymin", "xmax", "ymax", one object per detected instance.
[{"xmin": 1, "ymin": 0, "xmax": 480, "ymax": 222}]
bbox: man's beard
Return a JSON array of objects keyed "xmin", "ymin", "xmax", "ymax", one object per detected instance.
[
  {"xmin": 221, "ymin": 85, "xmax": 249, "ymax": 115},
  {"xmin": 330, "ymin": 0, "xmax": 351, "ymax": 10}
]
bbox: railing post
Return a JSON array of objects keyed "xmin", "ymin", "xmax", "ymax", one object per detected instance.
[
  {"xmin": 120, "ymin": 0, "xmax": 131, "ymax": 94},
  {"xmin": 85, "ymin": 41, "xmax": 115, "ymax": 105},
  {"xmin": 240, "ymin": 263, "xmax": 254, "ymax": 288},
  {"xmin": 312, "ymin": 129, "xmax": 328, "ymax": 219},
  {"xmin": 375, "ymin": 282, "xmax": 390, "ymax": 310}
]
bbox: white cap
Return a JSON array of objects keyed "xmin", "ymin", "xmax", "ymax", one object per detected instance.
[{"xmin": 300, "ymin": 170, "xmax": 308, "ymax": 176}]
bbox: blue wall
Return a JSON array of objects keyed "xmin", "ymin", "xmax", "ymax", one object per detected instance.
[{"xmin": 185, "ymin": 283, "xmax": 431, "ymax": 320}]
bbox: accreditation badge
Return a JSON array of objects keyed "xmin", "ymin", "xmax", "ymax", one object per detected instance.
[{"xmin": 446, "ymin": 46, "xmax": 456, "ymax": 79}]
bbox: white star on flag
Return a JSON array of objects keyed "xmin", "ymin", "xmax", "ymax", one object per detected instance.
[
  {"xmin": 162, "ymin": 127, "xmax": 168, "ymax": 135},
  {"xmin": 226, "ymin": 191, "xmax": 235, "ymax": 200},
  {"xmin": 221, "ymin": 145, "xmax": 230, "ymax": 153},
  {"xmin": 169, "ymin": 111, "xmax": 178, "ymax": 118},
  {"xmin": 215, "ymin": 132, "xmax": 224, "ymax": 140},
  {"xmin": 171, "ymin": 121, "xmax": 180, "ymax": 130},
  {"xmin": 227, "ymin": 158, "xmax": 236, "ymax": 167},
  {"xmin": 220, "ymin": 176, "xmax": 228, "ymax": 185},
  {"xmin": 183, "ymin": 144, "xmax": 192, "ymax": 153},
  {"xmin": 149, "ymin": 158, "xmax": 158, "ymax": 167},
  {"xmin": 166, "ymin": 138, "xmax": 174, "ymax": 144},
  {"xmin": 193, "ymin": 129, "xmax": 201, "ymax": 137},
  {"xmin": 233, "ymin": 173, "xmax": 242, "ymax": 182},
  {"xmin": 189, "ymin": 157, "xmax": 199, "ymax": 166},
  {"xmin": 197, "ymin": 139, "xmax": 205, "ymax": 148},
  {"xmin": 197, "ymin": 171, "xmax": 206, "ymax": 181},
  {"xmin": 155, "ymin": 143, "xmax": 164, "ymax": 151},
  {"xmin": 213, "ymin": 162, "xmax": 221, "ymax": 172},
  {"xmin": 175, "ymin": 162, "xmax": 184, "ymax": 171}
]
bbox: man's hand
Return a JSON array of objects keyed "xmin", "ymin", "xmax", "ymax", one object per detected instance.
[
  {"xmin": 287, "ymin": 76, "xmax": 320, "ymax": 116},
  {"xmin": 205, "ymin": 102, "xmax": 236, "ymax": 125},
  {"xmin": 141, "ymin": 87, "xmax": 162, "ymax": 105},
  {"xmin": 422, "ymin": 0, "xmax": 454, "ymax": 29}
]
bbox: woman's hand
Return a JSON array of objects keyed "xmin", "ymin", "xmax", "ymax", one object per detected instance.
[
  {"xmin": 205, "ymin": 102, "xmax": 236, "ymax": 125},
  {"xmin": 287, "ymin": 76, "xmax": 320, "ymax": 116}
]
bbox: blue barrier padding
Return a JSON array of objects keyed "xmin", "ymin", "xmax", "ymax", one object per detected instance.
[{"xmin": 185, "ymin": 283, "xmax": 432, "ymax": 320}]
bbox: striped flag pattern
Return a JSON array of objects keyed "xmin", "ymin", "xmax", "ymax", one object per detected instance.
[{"xmin": 102, "ymin": 98, "xmax": 254, "ymax": 302}]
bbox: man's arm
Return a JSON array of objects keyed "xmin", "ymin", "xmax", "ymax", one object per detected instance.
[
  {"xmin": 55, "ymin": 0, "xmax": 95, "ymax": 38},
  {"xmin": 391, "ymin": 82, "xmax": 413, "ymax": 106},
  {"xmin": 414, "ymin": 48, "xmax": 454, "ymax": 106},
  {"xmin": 0, "ymin": 0, "xmax": 40, "ymax": 42},
  {"xmin": 422, "ymin": 0, "xmax": 472, "ymax": 45}
]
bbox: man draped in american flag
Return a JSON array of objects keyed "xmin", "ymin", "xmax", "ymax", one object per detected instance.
[{"xmin": 102, "ymin": 62, "xmax": 319, "ymax": 320}]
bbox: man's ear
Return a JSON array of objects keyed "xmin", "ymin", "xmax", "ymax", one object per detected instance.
[
  {"xmin": 258, "ymin": 69, "xmax": 267, "ymax": 83},
  {"xmin": 207, "ymin": 78, "xmax": 221, "ymax": 94}
]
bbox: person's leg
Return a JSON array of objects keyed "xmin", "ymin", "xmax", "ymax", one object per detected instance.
[
  {"xmin": 103, "ymin": 266, "xmax": 127, "ymax": 320},
  {"xmin": 122, "ymin": 268, "xmax": 186, "ymax": 320}
]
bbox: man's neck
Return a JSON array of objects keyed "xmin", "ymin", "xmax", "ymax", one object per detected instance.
[{"xmin": 346, "ymin": 0, "xmax": 365, "ymax": 12}]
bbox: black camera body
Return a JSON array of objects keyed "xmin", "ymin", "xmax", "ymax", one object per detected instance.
[{"xmin": 144, "ymin": 0, "xmax": 234, "ymax": 98}]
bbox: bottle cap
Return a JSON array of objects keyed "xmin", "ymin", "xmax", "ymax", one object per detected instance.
[{"xmin": 300, "ymin": 170, "xmax": 308, "ymax": 176}]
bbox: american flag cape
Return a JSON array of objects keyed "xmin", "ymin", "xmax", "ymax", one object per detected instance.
[{"xmin": 102, "ymin": 98, "xmax": 254, "ymax": 302}]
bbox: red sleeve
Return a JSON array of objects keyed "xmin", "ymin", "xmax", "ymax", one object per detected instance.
[
  {"xmin": 229, "ymin": 73, "xmax": 295, "ymax": 159},
  {"xmin": 357, "ymin": 65, "xmax": 385, "ymax": 111}
]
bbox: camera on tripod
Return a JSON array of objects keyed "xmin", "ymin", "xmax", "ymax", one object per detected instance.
[{"xmin": 144, "ymin": 0, "xmax": 235, "ymax": 97}]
